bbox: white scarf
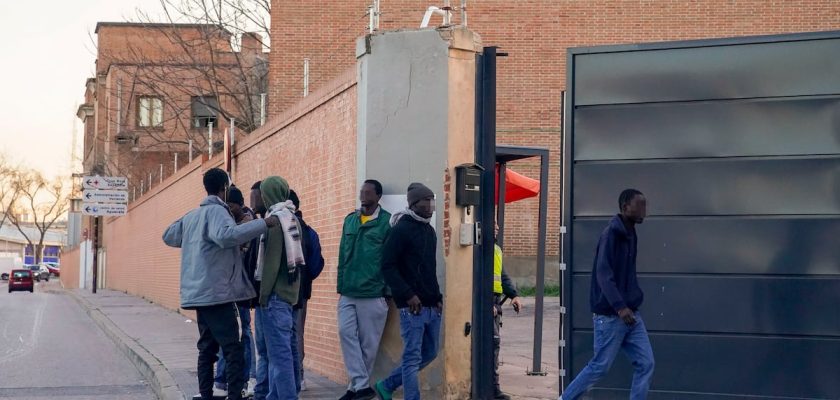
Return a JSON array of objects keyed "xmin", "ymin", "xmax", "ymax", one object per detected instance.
[
  {"xmin": 267, "ymin": 200, "xmax": 306, "ymax": 272},
  {"xmin": 390, "ymin": 208, "xmax": 432, "ymax": 227}
]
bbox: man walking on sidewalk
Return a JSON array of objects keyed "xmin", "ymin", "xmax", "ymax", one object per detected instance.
[
  {"xmin": 337, "ymin": 179, "xmax": 392, "ymax": 400},
  {"xmin": 375, "ymin": 183, "xmax": 442, "ymax": 400},
  {"xmin": 162, "ymin": 168, "xmax": 280, "ymax": 400},
  {"xmin": 256, "ymin": 176, "xmax": 303, "ymax": 400},
  {"xmin": 560, "ymin": 189, "xmax": 654, "ymax": 400},
  {"xmin": 288, "ymin": 190, "xmax": 324, "ymax": 393}
]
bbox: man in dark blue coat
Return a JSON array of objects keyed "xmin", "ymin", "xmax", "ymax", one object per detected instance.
[{"xmin": 561, "ymin": 189, "xmax": 654, "ymax": 400}]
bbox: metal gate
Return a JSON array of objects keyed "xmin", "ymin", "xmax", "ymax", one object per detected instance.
[{"xmin": 562, "ymin": 31, "xmax": 840, "ymax": 399}]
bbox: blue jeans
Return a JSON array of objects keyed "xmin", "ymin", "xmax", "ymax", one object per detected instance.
[
  {"xmin": 262, "ymin": 294, "xmax": 299, "ymax": 400},
  {"xmin": 254, "ymin": 306, "xmax": 269, "ymax": 400},
  {"xmin": 563, "ymin": 312, "xmax": 655, "ymax": 400},
  {"xmin": 382, "ymin": 307, "xmax": 441, "ymax": 400},
  {"xmin": 215, "ymin": 305, "xmax": 254, "ymax": 389}
]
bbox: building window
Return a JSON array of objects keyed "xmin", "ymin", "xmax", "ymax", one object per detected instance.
[
  {"xmin": 191, "ymin": 96, "xmax": 219, "ymax": 128},
  {"xmin": 138, "ymin": 96, "xmax": 163, "ymax": 128}
]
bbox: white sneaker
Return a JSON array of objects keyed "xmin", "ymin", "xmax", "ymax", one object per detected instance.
[
  {"xmin": 300, "ymin": 379, "xmax": 307, "ymax": 391},
  {"xmin": 212, "ymin": 387, "xmax": 228, "ymax": 397},
  {"xmin": 245, "ymin": 379, "xmax": 257, "ymax": 396}
]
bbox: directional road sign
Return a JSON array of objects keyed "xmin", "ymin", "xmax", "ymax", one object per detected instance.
[
  {"xmin": 82, "ymin": 189, "xmax": 128, "ymax": 204},
  {"xmin": 83, "ymin": 176, "xmax": 128, "ymax": 190},
  {"xmin": 82, "ymin": 203, "xmax": 127, "ymax": 217}
]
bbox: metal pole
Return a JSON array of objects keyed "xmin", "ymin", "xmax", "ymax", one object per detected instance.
[
  {"xmin": 559, "ymin": 90, "xmax": 569, "ymax": 393},
  {"xmin": 174, "ymin": 152, "xmax": 179, "ymax": 173},
  {"xmin": 530, "ymin": 152, "xmax": 550, "ymax": 375},
  {"xmin": 303, "ymin": 58, "xmax": 310, "ymax": 97},
  {"xmin": 497, "ymin": 163, "xmax": 507, "ymax": 247},
  {"xmin": 230, "ymin": 118, "xmax": 236, "ymax": 146},
  {"xmin": 159, "ymin": 164, "xmax": 163, "ymax": 184},
  {"xmin": 260, "ymin": 94, "xmax": 267, "ymax": 126},
  {"xmin": 91, "ymin": 216, "xmax": 99, "ymax": 294},
  {"xmin": 208, "ymin": 122, "xmax": 214, "ymax": 158},
  {"xmin": 461, "ymin": 0, "xmax": 467, "ymax": 26},
  {"xmin": 189, "ymin": 139, "xmax": 194, "ymax": 162},
  {"xmin": 148, "ymin": 173, "xmax": 152, "ymax": 189},
  {"xmin": 472, "ymin": 46, "xmax": 497, "ymax": 400},
  {"xmin": 443, "ymin": 0, "xmax": 452, "ymax": 25}
]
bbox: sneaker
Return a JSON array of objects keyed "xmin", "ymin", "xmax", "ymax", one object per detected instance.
[
  {"xmin": 244, "ymin": 379, "xmax": 257, "ymax": 396},
  {"xmin": 212, "ymin": 387, "xmax": 228, "ymax": 398},
  {"xmin": 339, "ymin": 390, "xmax": 355, "ymax": 400},
  {"xmin": 373, "ymin": 381, "xmax": 392, "ymax": 400},
  {"xmin": 300, "ymin": 379, "xmax": 307, "ymax": 391},
  {"xmin": 352, "ymin": 388, "xmax": 376, "ymax": 400},
  {"xmin": 493, "ymin": 391, "xmax": 512, "ymax": 400}
]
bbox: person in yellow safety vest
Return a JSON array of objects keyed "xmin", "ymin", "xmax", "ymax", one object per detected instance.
[{"xmin": 492, "ymin": 242, "xmax": 523, "ymax": 400}]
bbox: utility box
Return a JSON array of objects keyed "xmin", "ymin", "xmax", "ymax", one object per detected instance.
[{"xmin": 454, "ymin": 164, "xmax": 482, "ymax": 207}]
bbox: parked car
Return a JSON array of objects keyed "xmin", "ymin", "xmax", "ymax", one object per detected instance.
[
  {"xmin": 8, "ymin": 269, "xmax": 34, "ymax": 293},
  {"xmin": 1, "ymin": 273, "xmax": 8, "ymax": 281},
  {"xmin": 27, "ymin": 265, "xmax": 49, "ymax": 282},
  {"xmin": 42, "ymin": 262, "xmax": 60, "ymax": 277}
]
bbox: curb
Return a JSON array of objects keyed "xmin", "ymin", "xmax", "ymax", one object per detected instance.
[{"xmin": 64, "ymin": 288, "xmax": 186, "ymax": 400}]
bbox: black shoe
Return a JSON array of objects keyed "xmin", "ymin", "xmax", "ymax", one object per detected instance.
[
  {"xmin": 339, "ymin": 390, "xmax": 356, "ymax": 400},
  {"xmin": 493, "ymin": 391, "xmax": 512, "ymax": 400},
  {"xmin": 353, "ymin": 388, "xmax": 377, "ymax": 400}
]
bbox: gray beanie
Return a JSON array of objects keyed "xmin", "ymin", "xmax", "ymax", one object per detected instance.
[{"xmin": 407, "ymin": 182, "xmax": 434, "ymax": 206}]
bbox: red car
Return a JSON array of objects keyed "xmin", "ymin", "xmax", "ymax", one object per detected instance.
[
  {"xmin": 8, "ymin": 269, "xmax": 34, "ymax": 293},
  {"xmin": 43, "ymin": 263, "xmax": 60, "ymax": 277}
]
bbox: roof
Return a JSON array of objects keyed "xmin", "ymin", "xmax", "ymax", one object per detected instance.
[
  {"xmin": 0, "ymin": 224, "xmax": 66, "ymax": 247},
  {"xmin": 94, "ymin": 22, "xmax": 231, "ymax": 34}
]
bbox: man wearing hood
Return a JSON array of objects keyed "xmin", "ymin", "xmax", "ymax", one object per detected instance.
[
  {"xmin": 255, "ymin": 176, "xmax": 302, "ymax": 400},
  {"xmin": 163, "ymin": 168, "xmax": 280, "ymax": 400},
  {"xmin": 375, "ymin": 183, "xmax": 442, "ymax": 400}
]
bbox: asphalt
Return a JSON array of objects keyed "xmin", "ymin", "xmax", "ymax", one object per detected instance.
[{"xmin": 0, "ymin": 279, "xmax": 154, "ymax": 400}]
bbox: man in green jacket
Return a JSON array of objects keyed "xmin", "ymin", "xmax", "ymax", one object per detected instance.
[
  {"xmin": 337, "ymin": 179, "xmax": 392, "ymax": 400},
  {"xmin": 255, "ymin": 176, "xmax": 301, "ymax": 400}
]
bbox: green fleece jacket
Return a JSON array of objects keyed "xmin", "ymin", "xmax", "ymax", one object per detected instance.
[{"xmin": 258, "ymin": 176, "xmax": 300, "ymax": 307}]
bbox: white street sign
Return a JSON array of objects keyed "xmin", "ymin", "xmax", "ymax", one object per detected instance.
[
  {"xmin": 83, "ymin": 176, "xmax": 128, "ymax": 190},
  {"xmin": 82, "ymin": 203, "xmax": 127, "ymax": 217},
  {"xmin": 82, "ymin": 189, "xmax": 128, "ymax": 204}
]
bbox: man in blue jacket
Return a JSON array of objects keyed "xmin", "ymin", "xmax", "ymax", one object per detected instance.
[
  {"xmin": 163, "ymin": 168, "xmax": 280, "ymax": 400},
  {"xmin": 561, "ymin": 189, "xmax": 654, "ymax": 400}
]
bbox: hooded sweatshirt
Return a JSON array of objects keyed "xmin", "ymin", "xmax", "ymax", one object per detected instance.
[{"xmin": 258, "ymin": 176, "xmax": 300, "ymax": 307}]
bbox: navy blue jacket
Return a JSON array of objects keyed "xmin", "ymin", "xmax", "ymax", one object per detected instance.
[{"xmin": 590, "ymin": 215, "xmax": 644, "ymax": 315}]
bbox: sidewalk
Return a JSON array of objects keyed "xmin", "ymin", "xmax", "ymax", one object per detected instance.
[
  {"xmin": 66, "ymin": 288, "xmax": 344, "ymax": 400},
  {"xmin": 66, "ymin": 286, "xmax": 561, "ymax": 400},
  {"xmin": 498, "ymin": 297, "xmax": 562, "ymax": 399}
]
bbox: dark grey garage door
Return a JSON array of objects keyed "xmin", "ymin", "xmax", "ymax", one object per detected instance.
[{"xmin": 562, "ymin": 31, "xmax": 840, "ymax": 399}]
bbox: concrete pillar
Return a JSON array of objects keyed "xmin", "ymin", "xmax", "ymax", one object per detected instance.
[{"xmin": 356, "ymin": 27, "xmax": 481, "ymax": 399}]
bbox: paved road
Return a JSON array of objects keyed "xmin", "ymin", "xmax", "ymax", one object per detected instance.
[{"xmin": 0, "ymin": 280, "xmax": 155, "ymax": 400}]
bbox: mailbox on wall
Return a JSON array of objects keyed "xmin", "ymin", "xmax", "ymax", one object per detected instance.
[{"xmin": 455, "ymin": 163, "xmax": 483, "ymax": 207}]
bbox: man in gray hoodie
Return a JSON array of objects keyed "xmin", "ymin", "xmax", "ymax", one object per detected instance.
[{"xmin": 163, "ymin": 168, "xmax": 280, "ymax": 400}]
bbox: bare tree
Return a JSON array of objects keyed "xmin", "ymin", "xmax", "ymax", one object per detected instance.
[
  {"xmin": 87, "ymin": 0, "xmax": 270, "ymax": 185},
  {"xmin": 6, "ymin": 168, "xmax": 69, "ymax": 264},
  {"xmin": 0, "ymin": 154, "xmax": 20, "ymax": 231}
]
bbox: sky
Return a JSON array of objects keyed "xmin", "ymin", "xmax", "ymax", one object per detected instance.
[{"xmin": 0, "ymin": 0, "xmax": 165, "ymax": 180}]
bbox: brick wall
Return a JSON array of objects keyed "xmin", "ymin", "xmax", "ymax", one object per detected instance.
[
  {"xmin": 99, "ymin": 69, "xmax": 357, "ymax": 383},
  {"xmin": 59, "ymin": 246, "xmax": 80, "ymax": 289},
  {"xmin": 269, "ymin": 0, "xmax": 840, "ymax": 259}
]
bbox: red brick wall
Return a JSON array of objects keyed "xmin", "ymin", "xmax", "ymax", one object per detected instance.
[
  {"xmin": 269, "ymin": 0, "xmax": 840, "ymax": 258},
  {"xmin": 100, "ymin": 70, "xmax": 357, "ymax": 383},
  {"xmin": 59, "ymin": 246, "xmax": 81, "ymax": 289}
]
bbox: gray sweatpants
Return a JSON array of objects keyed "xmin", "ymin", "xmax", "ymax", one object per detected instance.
[{"xmin": 338, "ymin": 295, "xmax": 389, "ymax": 392}]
